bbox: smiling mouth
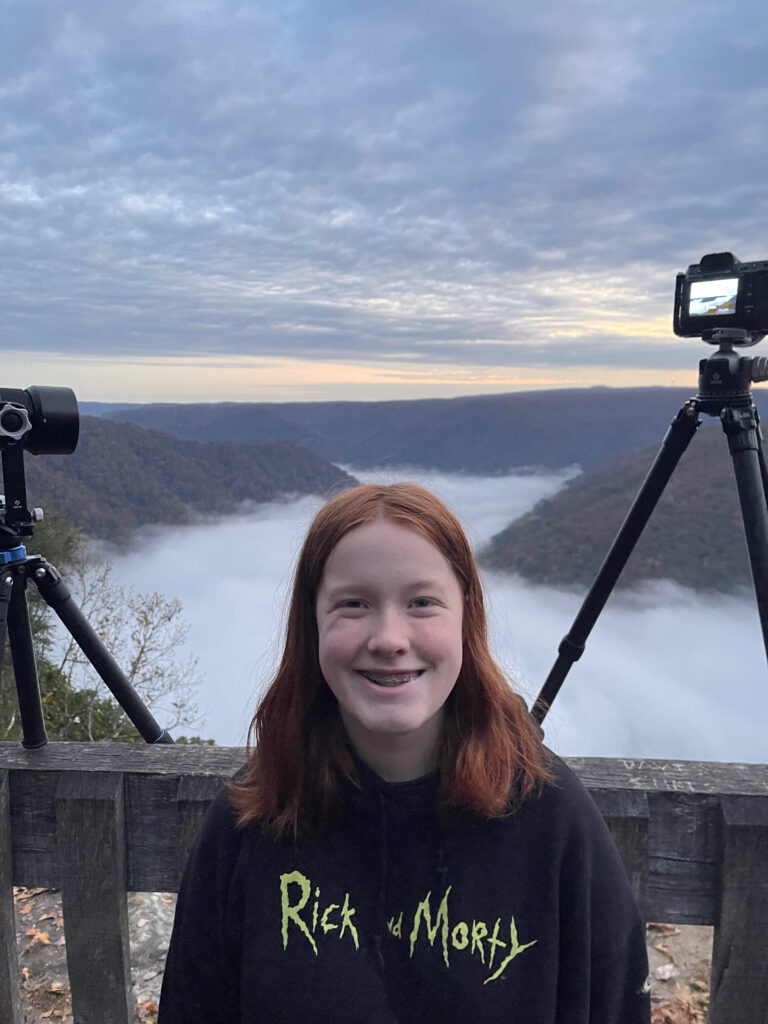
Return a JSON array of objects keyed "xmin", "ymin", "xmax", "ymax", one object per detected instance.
[{"xmin": 358, "ymin": 670, "xmax": 425, "ymax": 688}]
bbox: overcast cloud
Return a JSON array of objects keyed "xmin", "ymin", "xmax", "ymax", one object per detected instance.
[
  {"xmin": 99, "ymin": 469, "xmax": 768, "ymax": 761},
  {"xmin": 4, "ymin": 0, "xmax": 768, "ymax": 386}
]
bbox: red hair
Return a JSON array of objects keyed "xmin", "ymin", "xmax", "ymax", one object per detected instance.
[{"xmin": 228, "ymin": 483, "xmax": 552, "ymax": 836}]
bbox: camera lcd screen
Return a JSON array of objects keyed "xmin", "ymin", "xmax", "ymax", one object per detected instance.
[{"xmin": 688, "ymin": 277, "xmax": 738, "ymax": 317}]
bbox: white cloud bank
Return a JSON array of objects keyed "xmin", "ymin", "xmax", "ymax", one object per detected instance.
[{"xmin": 100, "ymin": 469, "xmax": 767, "ymax": 762}]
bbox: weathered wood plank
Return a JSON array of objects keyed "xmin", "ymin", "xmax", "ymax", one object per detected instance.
[
  {"xmin": 710, "ymin": 795, "xmax": 768, "ymax": 1024},
  {"xmin": 0, "ymin": 741, "xmax": 246, "ymax": 775},
  {"xmin": 590, "ymin": 788, "xmax": 649, "ymax": 907},
  {"xmin": 567, "ymin": 757, "xmax": 768, "ymax": 796},
  {"xmin": 645, "ymin": 792, "xmax": 721, "ymax": 925},
  {"xmin": 55, "ymin": 771, "xmax": 133, "ymax": 1024},
  {"xmin": 123, "ymin": 773, "xmax": 182, "ymax": 893},
  {"xmin": 175, "ymin": 775, "xmax": 227, "ymax": 880},
  {"xmin": 1, "ymin": 744, "xmax": 765, "ymax": 793},
  {"xmin": 2, "ymin": 745, "xmax": 244, "ymax": 888},
  {"xmin": 0, "ymin": 770, "xmax": 22, "ymax": 1024},
  {"xmin": 7, "ymin": 769, "xmax": 60, "ymax": 888},
  {"xmin": 0, "ymin": 745, "xmax": 764, "ymax": 923}
]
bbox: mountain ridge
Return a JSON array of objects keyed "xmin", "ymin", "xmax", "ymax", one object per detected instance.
[
  {"xmin": 22, "ymin": 416, "xmax": 356, "ymax": 543},
  {"xmin": 99, "ymin": 386, "xmax": 768, "ymax": 473}
]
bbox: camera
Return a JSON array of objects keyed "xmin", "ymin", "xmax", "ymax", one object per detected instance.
[
  {"xmin": 0, "ymin": 386, "xmax": 79, "ymax": 454},
  {"xmin": 674, "ymin": 252, "xmax": 768, "ymax": 343}
]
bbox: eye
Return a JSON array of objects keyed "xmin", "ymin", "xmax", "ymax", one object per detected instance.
[{"xmin": 409, "ymin": 597, "xmax": 436, "ymax": 609}]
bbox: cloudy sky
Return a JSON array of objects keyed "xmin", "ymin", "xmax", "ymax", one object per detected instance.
[{"xmin": 4, "ymin": 0, "xmax": 768, "ymax": 402}]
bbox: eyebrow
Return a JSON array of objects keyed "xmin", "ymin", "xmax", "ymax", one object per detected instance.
[{"xmin": 322, "ymin": 579, "xmax": 449, "ymax": 599}]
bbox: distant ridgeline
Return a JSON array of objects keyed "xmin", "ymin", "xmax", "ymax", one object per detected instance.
[
  {"xmin": 21, "ymin": 387, "xmax": 768, "ymax": 589},
  {"xmin": 95, "ymin": 386, "xmax": 740, "ymax": 473}
]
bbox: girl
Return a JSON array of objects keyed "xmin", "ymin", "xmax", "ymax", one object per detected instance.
[{"xmin": 159, "ymin": 483, "xmax": 650, "ymax": 1023}]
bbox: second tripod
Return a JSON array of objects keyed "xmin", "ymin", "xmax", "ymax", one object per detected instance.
[{"xmin": 533, "ymin": 328, "xmax": 768, "ymax": 724}]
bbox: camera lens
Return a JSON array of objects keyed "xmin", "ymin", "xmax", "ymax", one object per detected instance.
[
  {"xmin": 24, "ymin": 386, "xmax": 79, "ymax": 454},
  {"xmin": 0, "ymin": 387, "xmax": 78, "ymax": 452}
]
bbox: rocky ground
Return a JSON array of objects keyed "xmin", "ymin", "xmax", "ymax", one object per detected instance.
[
  {"xmin": 12, "ymin": 887, "xmax": 713, "ymax": 1022},
  {"xmin": 13, "ymin": 888, "xmax": 175, "ymax": 1023},
  {"xmin": 646, "ymin": 921, "xmax": 712, "ymax": 1023}
]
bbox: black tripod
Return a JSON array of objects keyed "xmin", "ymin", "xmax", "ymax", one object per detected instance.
[
  {"xmin": 532, "ymin": 328, "xmax": 768, "ymax": 725},
  {"xmin": 0, "ymin": 433, "xmax": 173, "ymax": 748}
]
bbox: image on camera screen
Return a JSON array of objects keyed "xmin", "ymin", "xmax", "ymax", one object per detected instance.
[{"xmin": 688, "ymin": 277, "xmax": 738, "ymax": 317}]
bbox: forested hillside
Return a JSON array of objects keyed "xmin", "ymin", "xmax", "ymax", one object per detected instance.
[
  {"xmin": 480, "ymin": 420, "xmax": 755, "ymax": 591},
  {"xmin": 22, "ymin": 416, "xmax": 356, "ymax": 543}
]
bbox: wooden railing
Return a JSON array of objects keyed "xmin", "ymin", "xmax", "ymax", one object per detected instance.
[{"xmin": 0, "ymin": 743, "xmax": 766, "ymax": 1024}]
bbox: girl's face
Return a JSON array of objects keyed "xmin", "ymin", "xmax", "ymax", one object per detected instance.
[{"xmin": 316, "ymin": 517, "xmax": 464, "ymax": 781}]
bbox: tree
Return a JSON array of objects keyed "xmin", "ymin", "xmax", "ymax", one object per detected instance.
[{"xmin": 0, "ymin": 511, "xmax": 207, "ymax": 743}]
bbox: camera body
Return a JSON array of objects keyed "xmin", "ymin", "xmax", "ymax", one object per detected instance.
[{"xmin": 673, "ymin": 252, "xmax": 768, "ymax": 342}]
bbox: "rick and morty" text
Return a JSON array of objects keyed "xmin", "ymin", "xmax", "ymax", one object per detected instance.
[{"xmin": 279, "ymin": 870, "xmax": 537, "ymax": 985}]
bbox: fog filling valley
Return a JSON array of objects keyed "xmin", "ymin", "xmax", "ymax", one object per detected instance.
[{"xmin": 101, "ymin": 468, "xmax": 767, "ymax": 762}]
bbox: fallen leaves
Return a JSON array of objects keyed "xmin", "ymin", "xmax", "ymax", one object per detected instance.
[
  {"xmin": 654, "ymin": 942, "xmax": 675, "ymax": 962},
  {"xmin": 39, "ymin": 910, "xmax": 64, "ymax": 928},
  {"xmin": 647, "ymin": 922, "xmax": 682, "ymax": 937},
  {"xmin": 646, "ymin": 922, "xmax": 711, "ymax": 1023},
  {"xmin": 25, "ymin": 927, "xmax": 52, "ymax": 949},
  {"xmin": 14, "ymin": 886, "xmax": 176, "ymax": 1022},
  {"xmin": 136, "ymin": 999, "xmax": 160, "ymax": 1022},
  {"xmin": 18, "ymin": 962, "xmax": 73, "ymax": 1023},
  {"xmin": 651, "ymin": 981, "xmax": 710, "ymax": 1023},
  {"xmin": 14, "ymin": 887, "xmax": 49, "ymax": 900}
]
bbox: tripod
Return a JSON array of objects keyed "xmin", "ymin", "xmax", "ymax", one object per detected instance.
[
  {"xmin": 0, "ymin": 437, "xmax": 173, "ymax": 748},
  {"xmin": 532, "ymin": 328, "xmax": 768, "ymax": 724}
]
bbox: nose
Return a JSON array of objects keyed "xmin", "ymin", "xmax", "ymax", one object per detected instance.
[{"xmin": 367, "ymin": 605, "xmax": 410, "ymax": 657}]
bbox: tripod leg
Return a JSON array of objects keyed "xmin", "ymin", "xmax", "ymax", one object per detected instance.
[
  {"xmin": 0, "ymin": 573, "xmax": 10, "ymax": 673},
  {"xmin": 721, "ymin": 406, "xmax": 768, "ymax": 655},
  {"xmin": 5, "ymin": 570, "xmax": 48, "ymax": 749},
  {"xmin": 757, "ymin": 431, "xmax": 768, "ymax": 502},
  {"xmin": 30, "ymin": 561, "xmax": 174, "ymax": 744},
  {"xmin": 532, "ymin": 402, "xmax": 701, "ymax": 724}
]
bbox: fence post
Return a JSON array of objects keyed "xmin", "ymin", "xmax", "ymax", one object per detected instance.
[
  {"xmin": 709, "ymin": 794, "xmax": 768, "ymax": 1024},
  {"xmin": 55, "ymin": 771, "xmax": 133, "ymax": 1024},
  {"xmin": 589, "ymin": 788, "xmax": 650, "ymax": 905},
  {"xmin": 175, "ymin": 775, "xmax": 225, "ymax": 879},
  {"xmin": 0, "ymin": 769, "xmax": 22, "ymax": 1024}
]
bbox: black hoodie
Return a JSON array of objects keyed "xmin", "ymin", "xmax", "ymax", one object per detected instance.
[{"xmin": 159, "ymin": 753, "xmax": 651, "ymax": 1023}]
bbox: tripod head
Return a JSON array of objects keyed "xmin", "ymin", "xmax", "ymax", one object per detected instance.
[{"xmin": 697, "ymin": 330, "xmax": 768, "ymax": 418}]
